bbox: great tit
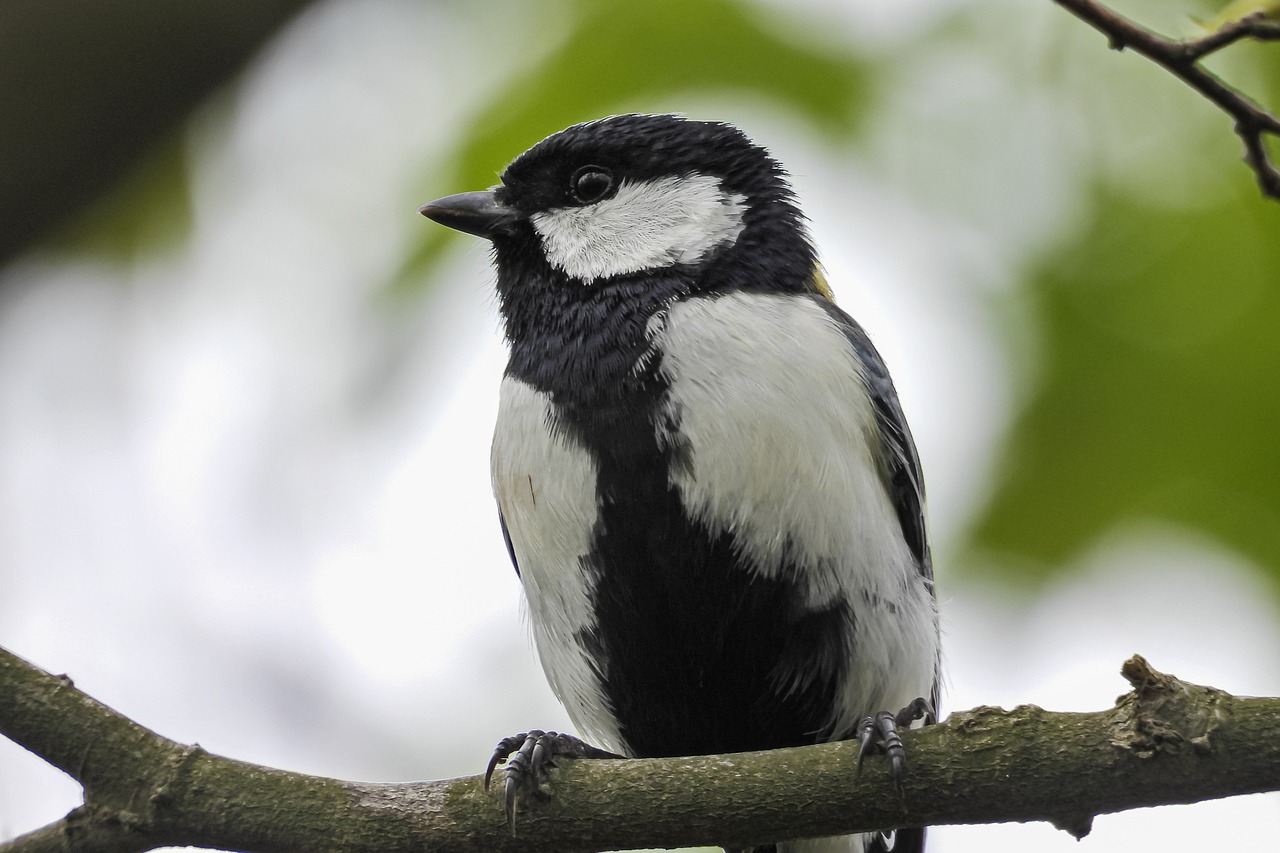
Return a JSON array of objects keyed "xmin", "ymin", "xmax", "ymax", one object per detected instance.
[{"xmin": 420, "ymin": 114, "xmax": 940, "ymax": 853}]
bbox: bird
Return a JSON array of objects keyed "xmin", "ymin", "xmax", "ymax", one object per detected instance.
[{"xmin": 419, "ymin": 113, "xmax": 940, "ymax": 853}]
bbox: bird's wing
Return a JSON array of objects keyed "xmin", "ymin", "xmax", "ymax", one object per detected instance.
[
  {"xmin": 819, "ymin": 296, "xmax": 942, "ymax": 769},
  {"xmin": 814, "ymin": 297, "xmax": 932, "ymax": 583},
  {"xmin": 498, "ymin": 507, "xmax": 521, "ymax": 578}
]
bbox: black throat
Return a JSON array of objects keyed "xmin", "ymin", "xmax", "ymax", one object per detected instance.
[{"xmin": 496, "ymin": 248, "xmax": 690, "ymax": 422}]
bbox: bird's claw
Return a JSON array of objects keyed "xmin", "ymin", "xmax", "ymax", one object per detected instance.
[
  {"xmin": 484, "ymin": 730, "xmax": 617, "ymax": 834},
  {"xmin": 855, "ymin": 696, "xmax": 933, "ymax": 783}
]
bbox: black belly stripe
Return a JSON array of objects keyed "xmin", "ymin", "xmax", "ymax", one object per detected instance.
[
  {"xmin": 559, "ymin": 376, "xmax": 850, "ymax": 758},
  {"xmin": 585, "ymin": 490, "xmax": 852, "ymax": 757}
]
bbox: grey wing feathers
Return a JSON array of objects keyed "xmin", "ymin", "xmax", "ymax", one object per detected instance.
[
  {"xmin": 498, "ymin": 508, "xmax": 521, "ymax": 578},
  {"xmin": 818, "ymin": 299, "xmax": 935, "ymax": 853},
  {"xmin": 815, "ymin": 298, "xmax": 931, "ymax": 582}
]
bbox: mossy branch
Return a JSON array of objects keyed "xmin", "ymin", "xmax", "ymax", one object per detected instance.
[{"xmin": 2, "ymin": 645, "xmax": 1278, "ymax": 852}]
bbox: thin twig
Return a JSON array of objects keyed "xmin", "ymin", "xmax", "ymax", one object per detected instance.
[
  {"xmin": 1053, "ymin": 1, "xmax": 1280, "ymax": 200},
  {"xmin": 1182, "ymin": 12, "xmax": 1280, "ymax": 61}
]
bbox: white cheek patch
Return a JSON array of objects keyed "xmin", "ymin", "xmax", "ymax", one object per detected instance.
[{"xmin": 530, "ymin": 175, "xmax": 747, "ymax": 281}]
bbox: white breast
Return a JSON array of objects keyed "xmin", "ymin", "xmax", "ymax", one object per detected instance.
[
  {"xmin": 490, "ymin": 377, "xmax": 623, "ymax": 752},
  {"xmin": 651, "ymin": 292, "xmax": 939, "ymax": 733}
]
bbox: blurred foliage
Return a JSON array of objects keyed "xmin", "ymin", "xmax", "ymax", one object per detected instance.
[
  {"xmin": 394, "ymin": 0, "xmax": 870, "ymax": 292},
  {"xmin": 971, "ymin": 185, "xmax": 1280, "ymax": 587},
  {"xmin": 966, "ymin": 0, "xmax": 1280, "ymax": 594},
  {"xmin": 2, "ymin": 0, "xmax": 1278, "ymax": 604},
  {"xmin": 0, "ymin": 0, "xmax": 314, "ymax": 268},
  {"xmin": 1195, "ymin": 0, "xmax": 1280, "ymax": 29}
]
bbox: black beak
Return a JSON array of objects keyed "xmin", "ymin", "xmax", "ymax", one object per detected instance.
[{"xmin": 418, "ymin": 190, "xmax": 517, "ymax": 240}]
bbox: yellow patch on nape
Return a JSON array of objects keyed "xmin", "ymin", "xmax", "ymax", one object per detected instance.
[{"xmin": 810, "ymin": 263, "xmax": 836, "ymax": 302}]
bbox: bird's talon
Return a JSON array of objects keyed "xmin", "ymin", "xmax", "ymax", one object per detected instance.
[
  {"xmin": 856, "ymin": 715, "xmax": 877, "ymax": 774},
  {"xmin": 856, "ymin": 698, "xmax": 931, "ymax": 783},
  {"xmin": 503, "ymin": 774, "xmax": 521, "ymax": 830},
  {"xmin": 485, "ymin": 732, "xmax": 528, "ymax": 791},
  {"xmin": 484, "ymin": 730, "xmax": 618, "ymax": 834},
  {"xmin": 895, "ymin": 696, "xmax": 934, "ymax": 729}
]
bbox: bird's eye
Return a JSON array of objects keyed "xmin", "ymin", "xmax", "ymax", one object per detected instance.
[{"xmin": 570, "ymin": 166, "xmax": 614, "ymax": 204}]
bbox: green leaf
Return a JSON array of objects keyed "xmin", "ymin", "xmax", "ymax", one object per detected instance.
[
  {"xmin": 1194, "ymin": 0, "xmax": 1280, "ymax": 31},
  {"xmin": 395, "ymin": 0, "xmax": 870, "ymax": 293},
  {"xmin": 966, "ymin": 183, "xmax": 1280, "ymax": 588}
]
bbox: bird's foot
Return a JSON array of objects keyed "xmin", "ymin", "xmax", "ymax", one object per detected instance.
[
  {"xmin": 855, "ymin": 697, "xmax": 933, "ymax": 782},
  {"xmin": 484, "ymin": 730, "xmax": 618, "ymax": 834}
]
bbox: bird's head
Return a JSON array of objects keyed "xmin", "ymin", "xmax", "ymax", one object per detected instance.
[{"xmin": 420, "ymin": 115, "xmax": 824, "ymax": 312}]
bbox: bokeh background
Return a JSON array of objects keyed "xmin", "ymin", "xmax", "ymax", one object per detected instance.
[{"xmin": 2, "ymin": 0, "xmax": 1278, "ymax": 850}]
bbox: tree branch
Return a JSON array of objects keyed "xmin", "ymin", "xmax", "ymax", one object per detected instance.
[
  {"xmin": 2, "ymin": 645, "xmax": 1279, "ymax": 853},
  {"xmin": 1053, "ymin": 0, "xmax": 1280, "ymax": 200}
]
